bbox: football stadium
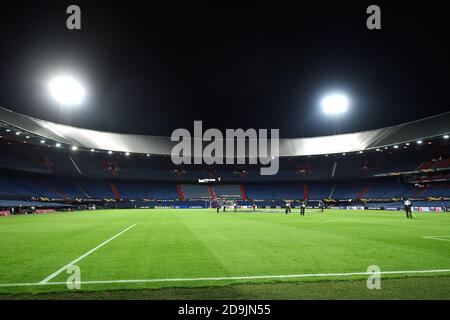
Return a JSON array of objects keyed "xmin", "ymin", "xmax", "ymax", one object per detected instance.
[
  {"xmin": 0, "ymin": 2, "xmax": 449, "ymax": 304},
  {"xmin": 0, "ymin": 107, "xmax": 449, "ymax": 299}
]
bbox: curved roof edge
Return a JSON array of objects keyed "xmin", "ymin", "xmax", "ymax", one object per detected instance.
[{"xmin": 1, "ymin": 106, "xmax": 449, "ymax": 157}]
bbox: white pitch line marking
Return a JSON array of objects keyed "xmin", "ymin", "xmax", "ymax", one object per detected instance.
[
  {"xmin": 325, "ymin": 219, "xmax": 402, "ymax": 223},
  {"xmin": 1, "ymin": 268, "xmax": 448, "ymax": 288},
  {"xmin": 39, "ymin": 224, "xmax": 136, "ymax": 284},
  {"xmin": 422, "ymin": 236, "xmax": 450, "ymax": 242}
]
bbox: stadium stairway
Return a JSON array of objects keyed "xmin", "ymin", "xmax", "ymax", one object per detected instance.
[
  {"xmin": 239, "ymin": 185, "xmax": 248, "ymax": 201},
  {"xmin": 109, "ymin": 182, "xmax": 122, "ymax": 199},
  {"xmin": 357, "ymin": 182, "xmax": 375, "ymax": 199},
  {"xmin": 40, "ymin": 179, "xmax": 69, "ymax": 199},
  {"xmin": 176, "ymin": 184, "xmax": 185, "ymax": 201},
  {"xmin": 76, "ymin": 184, "xmax": 91, "ymax": 198},
  {"xmin": 207, "ymin": 185, "xmax": 216, "ymax": 200},
  {"xmin": 76, "ymin": 182, "xmax": 115, "ymax": 199},
  {"xmin": 49, "ymin": 180, "xmax": 87, "ymax": 198}
]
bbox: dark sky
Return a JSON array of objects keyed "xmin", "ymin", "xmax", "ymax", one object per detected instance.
[{"xmin": 0, "ymin": 1, "xmax": 448, "ymax": 137}]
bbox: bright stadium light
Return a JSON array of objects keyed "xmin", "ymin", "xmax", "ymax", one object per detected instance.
[
  {"xmin": 444, "ymin": 135, "xmax": 449, "ymax": 139},
  {"xmin": 71, "ymin": 146, "xmax": 78, "ymax": 151},
  {"xmin": 49, "ymin": 75, "xmax": 86, "ymax": 106},
  {"xmin": 321, "ymin": 94, "xmax": 349, "ymax": 115},
  {"xmin": 417, "ymin": 140, "xmax": 423, "ymax": 144},
  {"xmin": 55, "ymin": 143, "xmax": 61, "ymax": 148}
]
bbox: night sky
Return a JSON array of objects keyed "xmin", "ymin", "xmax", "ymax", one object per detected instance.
[{"xmin": 0, "ymin": 1, "xmax": 448, "ymax": 137}]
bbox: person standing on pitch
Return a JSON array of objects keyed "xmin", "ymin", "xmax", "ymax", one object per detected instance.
[
  {"xmin": 319, "ymin": 201, "xmax": 325, "ymax": 213},
  {"xmin": 216, "ymin": 200, "xmax": 221, "ymax": 213},
  {"xmin": 403, "ymin": 198, "xmax": 413, "ymax": 219},
  {"xmin": 300, "ymin": 201, "xmax": 306, "ymax": 216}
]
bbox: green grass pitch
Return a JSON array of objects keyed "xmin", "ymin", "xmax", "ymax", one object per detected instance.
[{"xmin": 0, "ymin": 209, "xmax": 449, "ymax": 299}]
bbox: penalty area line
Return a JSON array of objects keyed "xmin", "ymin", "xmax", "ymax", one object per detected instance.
[
  {"xmin": 1, "ymin": 268, "xmax": 449, "ymax": 288},
  {"xmin": 39, "ymin": 224, "xmax": 137, "ymax": 284}
]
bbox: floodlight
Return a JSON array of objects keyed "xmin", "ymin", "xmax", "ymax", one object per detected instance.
[
  {"xmin": 321, "ymin": 94, "xmax": 349, "ymax": 115},
  {"xmin": 125, "ymin": 152, "xmax": 130, "ymax": 156},
  {"xmin": 40, "ymin": 140, "xmax": 46, "ymax": 144},
  {"xmin": 417, "ymin": 140, "xmax": 423, "ymax": 144},
  {"xmin": 444, "ymin": 135, "xmax": 449, "ymax": 139},
  {"xmin": 108, "ymin": 151, "xmax": 113, "ymax": 155},
  {"xmin": 49, "ymin": 76, "xmax": 86, "ymax": 106},
  {"xmin": 71, "ymin": 146, "xmax": 78, "ymax": 151},
  {"xmin": 55, "ymin": 143, "xmax": 61, "ymax": 148}
]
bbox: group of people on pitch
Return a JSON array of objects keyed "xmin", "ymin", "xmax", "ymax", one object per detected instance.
[
  {"xmin": 216, "ymin": 201, "xmax": 257, "ymax": 213},
  {"xmin": 284, "ymin": 200, "xmax": 325, "ymax": 215},
  {"xmin": 215, "ymin": 200, "xmax": 326, "ymax": 214},
  {"xmin": 216, "ymin": 199, "xmax": 413, "ymax": 217}
]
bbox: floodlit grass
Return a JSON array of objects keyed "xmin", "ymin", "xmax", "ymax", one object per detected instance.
[{"xmin": 0, "ymin": 209, "xmax": 449, "ymax": 299}]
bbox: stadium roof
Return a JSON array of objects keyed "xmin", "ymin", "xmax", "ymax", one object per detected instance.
[{"xmin": 1, "ymin": 106, "xmax": 449, "ymax": 157}]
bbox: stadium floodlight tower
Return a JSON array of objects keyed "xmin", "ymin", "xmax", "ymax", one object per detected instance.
[
  {"xmin": 49, "ymin": 75, "xmax": 86, "ymax": 124},
  {"xmin": 321, "ymin": 93, "xmax": 349, "ymax": 134}
]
